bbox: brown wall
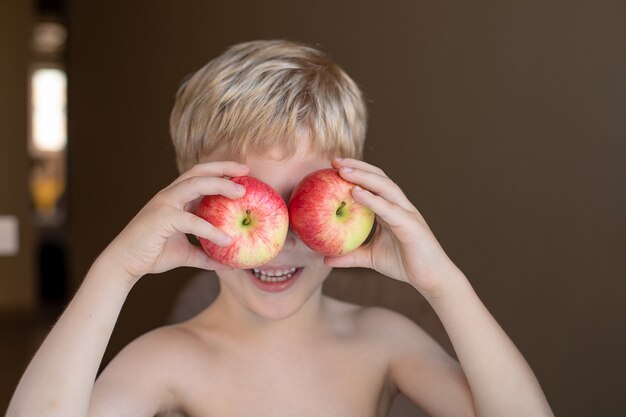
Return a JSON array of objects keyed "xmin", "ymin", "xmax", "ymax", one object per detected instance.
[
  {"xmin": 66, "ymin": 1, "xmax": 625, "ymax": 416},
  {"xmin": 0, "ymin": 0, "xmax": 35, "ymax": 313}
]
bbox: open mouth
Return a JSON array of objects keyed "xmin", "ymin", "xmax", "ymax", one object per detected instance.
[{"xmin": 245, "ymin": 267, "xmax": 303, "ymax": 293}]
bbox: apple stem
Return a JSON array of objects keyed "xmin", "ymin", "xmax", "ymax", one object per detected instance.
[
  {"xmin": 242, "ymin": 209, "xmax": 252, "ymax": 226},
  {"xmin": 336, "ymin": 201, "xmax": 346, "ymax": 216}
]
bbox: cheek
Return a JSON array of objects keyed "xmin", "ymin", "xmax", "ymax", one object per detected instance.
[
  {"xmin": 216, "ymin": 270, "xmax": 238, "ymax": 279},
  {"xmin": 308, "ymin": 257, "xmax": 333, "ymax": 279},
  {"xmin": 215, "ymin": 270, "xmax": 247, "ymax": 287}
]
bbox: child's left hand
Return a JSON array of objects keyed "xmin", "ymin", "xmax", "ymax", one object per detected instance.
[{"xmin": 325, "ymin": 158, "xmax": 463, "ymax": 298}]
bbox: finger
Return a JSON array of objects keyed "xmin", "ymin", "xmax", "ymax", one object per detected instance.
[
  {"xmin": 351, "ymin": 185, "xmax": 409, "ymax": 228},
  {"xmin": 167, "ymin": 161, "xmax": 249, "ymax": 189},
  {"xmin": 323, "ymin": 245, "xmax": 372, "ymax": 269},
  {"xmin": 339, "ymin": 166, "xmax": 416, "ymax": 213},
  {"xmin": 164, "ymin": 176, "xmax": 246, "ymax": 209},
  {"xmin": 170, "ymin": 209, "xmax": 233, "ymax": 247},
  {"xmin": 331, "ymin": 157, "xmax": 385, "ymax": 176},
  {"xmin": 180, "ymin": 245, "xmax": 234, "ymax": 271}
]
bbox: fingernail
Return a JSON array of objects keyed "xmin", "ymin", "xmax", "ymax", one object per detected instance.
[
  {"xmin": 341, "ymin": 166, "xmax": 353, "ymax": 173},
  {"xmin": 353, "ymin": 185, "xmax": 364, "ymax": 192},
  {"xmin": 334, "ymin": 157, "xmax": 343, "ymax": 162},
  {"xmin": 236, "ymin": 184, "xmax": 246, "ymax": 193}
]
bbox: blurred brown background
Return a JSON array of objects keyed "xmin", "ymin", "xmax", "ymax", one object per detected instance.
[{"xmin": 1, "ymin": 1, "xmax": 625, "ymax": 416}]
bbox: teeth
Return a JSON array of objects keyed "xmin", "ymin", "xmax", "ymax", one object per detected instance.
[
  {"xmin": 253, "ymin": 267, "xmax": 296, "ymax": 276},
  {"xmin": 252, "ymin": 267, "xmax": 298, "ymax": 282}
]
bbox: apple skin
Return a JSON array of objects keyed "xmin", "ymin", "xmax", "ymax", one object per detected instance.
[
  {"xmin": 195, "ymin": 176, "xmax": 289, "ymax": 269},
  {"xmin": 288, "ymin": 168, "xmax": 375, "ymax": 256}
]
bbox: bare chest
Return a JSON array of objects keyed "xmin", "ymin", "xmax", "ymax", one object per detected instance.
[{"xmin": 171, "ymin": 341, "xmax": 394, "ymax": 417}]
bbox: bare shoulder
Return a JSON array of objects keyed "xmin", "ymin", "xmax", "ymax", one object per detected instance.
[
  {"xmin": 359, "ymin": 305, "xmax": 455, "ymax": 361},
  {"xmin": 346, "ymin": 303, "xmax": 458, "ymax": 370},
  {"xmin": 127, "ymin": 323, "xmax": 217, "ymax": 375},
  {"xmin": 356, "ymin": 305, "xmax": 416, "ymax": 330},
  {"xmin": 347, "ymin": 305, "xmax": 474, "ymax": 417},
  {"xmin": 349, "ymin": 303, "xmax": 429, "ymax": 343},
  {"xmin": 113, "ymin": 323, "xmax": 202, "ymax": 363},
  {"xmin": 89, "ymin": 324, "xmax": 201, "ymax": 416},
  {"xmin": 97, "ymin": 324, "xmax": 198, "ymax": 380},
  {"xmin": 323, "ymin": 297, "xmax": 431, "ymax": 348}
]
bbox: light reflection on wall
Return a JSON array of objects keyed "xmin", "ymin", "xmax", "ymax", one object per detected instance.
[
  {"xmin": 28, "ymin": 20, "xmax": 67, "ymax": 226},
  {"xmin": 31, "ymin": 68, "xmax": 67, "ymax": 153}
]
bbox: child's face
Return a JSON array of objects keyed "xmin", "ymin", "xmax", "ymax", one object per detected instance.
[{"xmin": 199, "ymin": 140, "xmax": 334, "ymax": 321}]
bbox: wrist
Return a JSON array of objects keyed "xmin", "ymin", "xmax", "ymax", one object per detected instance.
[
  {"xmin": 90, "ymin": 246, "xmax": 140, "ymax": 291},
  {"xmin": 416, "ymin": 264, "xmax": 473, "ymax": 307}
]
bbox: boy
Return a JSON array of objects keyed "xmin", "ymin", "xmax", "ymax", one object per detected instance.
[{"xmin": 7, "ymin": 40, "xmax": 553, "ymax": 417}]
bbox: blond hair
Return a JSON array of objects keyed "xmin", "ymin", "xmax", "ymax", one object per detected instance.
[{"xmin": 169, "ymin": 39, "xmax": 368, "ymax": 173}]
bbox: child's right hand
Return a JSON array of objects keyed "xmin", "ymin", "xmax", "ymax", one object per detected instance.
[{"xmin": 100, "ymin": 161, "xmax": 249, "ymax": 286}]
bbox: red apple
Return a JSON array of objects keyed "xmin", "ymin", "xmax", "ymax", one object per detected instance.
[
  {"xmin": 195, "ymin": 176, "xmax": 288, "ymax": 269},
  {"xmin": 288, "ymin": 168, "xmax": 375, "ymax": 256}
]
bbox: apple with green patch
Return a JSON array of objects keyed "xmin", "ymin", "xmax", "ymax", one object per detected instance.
[
  {"xmin": 195, "ymin": 176, "xmax": 289, "ymax": 269},
  {"xmin": 288, "ymin": 168, "xmax": 375, "ymax": 256}
]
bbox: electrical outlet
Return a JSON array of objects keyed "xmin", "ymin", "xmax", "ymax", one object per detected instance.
[{"xmin": 0, "ymin": 215, "xmax": 19, "ymax": 256}]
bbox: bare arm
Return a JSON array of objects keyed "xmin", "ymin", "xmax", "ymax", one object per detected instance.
[
  {"xmin": 5, "ymin": 161, "xmax": 249, "ymax": 417},
  {"xmin": 368, "ymin": 307, "xmax": 476, "ymax": 417},
  {"xmin": 382, "ymin": 270, "xmax": 554, "ymax": 417},
  {"xmin": 425, "ymin": 268, "xmax": 554, "ymax": 417},
  {"xmin": 5, "ymin": 252, "xmax": 137, "ymax": 417},
  {"xmin": 326, "ymin": 157, "xmax": 553, "ymax": 417},
  {"xmin": 88, "ymin": 326, "xmax": 188, "ymax": 417}
]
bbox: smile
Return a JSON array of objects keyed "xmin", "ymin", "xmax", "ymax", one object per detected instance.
[
  {"xmin": 252, "ymin": 267, "xmax": 297, "ymax": 282},
  {"xmin": 246, "ymin": 267, "xmax": 303, "ymax": 292}
]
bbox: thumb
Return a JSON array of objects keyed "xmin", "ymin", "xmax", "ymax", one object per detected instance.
[{"xmin": 323, "ymin": 246, "xmax": 372, "ymax": 269}]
